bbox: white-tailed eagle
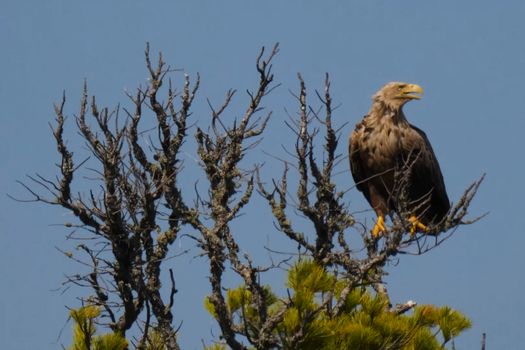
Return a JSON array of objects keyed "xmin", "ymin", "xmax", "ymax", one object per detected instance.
[{"xmin": 349, "ymin": 82, "xmax": 450, "ymax": 237}]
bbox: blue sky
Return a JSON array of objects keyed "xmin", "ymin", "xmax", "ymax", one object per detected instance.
[{"xmin": 1, "ymin": 1, "xmax": 524, "ymax": 349}]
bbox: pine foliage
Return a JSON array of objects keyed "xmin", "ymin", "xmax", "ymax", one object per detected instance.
[
  {"xmin": 205, "ymin": 260, "xmax": 471, "ymax": 349},
  {"xmin": 68, "ymin": 306, "xmax": 176, "ymax": 350},
  {"xmin": 68, "ymin": 306, "xmax": 128, "ymax": 350}
]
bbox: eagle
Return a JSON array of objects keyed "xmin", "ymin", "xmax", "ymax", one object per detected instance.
[{"xmin": 349, "ymin": 82, "xmax": 450, "ymax": 237}]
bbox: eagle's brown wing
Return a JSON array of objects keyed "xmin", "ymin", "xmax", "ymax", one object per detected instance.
[{"xmin": 403, "ymin": 125, "xmax": 450, "ymax": 223}]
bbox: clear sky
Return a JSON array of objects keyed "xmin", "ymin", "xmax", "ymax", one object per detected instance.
[{"xmin": 1, "ymin": 1, "xmax": 524, "ymax": 349}]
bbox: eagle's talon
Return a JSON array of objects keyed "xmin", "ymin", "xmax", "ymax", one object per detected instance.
[
  {"xmin": 408, "ymin": 215, "xmax": 428, "ymax": 236},
  {"xmin": 372, "ymin": 215, "xmax": 387, "ymax": 238}
]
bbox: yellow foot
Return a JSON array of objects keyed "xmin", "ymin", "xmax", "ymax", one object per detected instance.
[
  {"xmin": 372, "ymin": 215, "xmax": 387, "ymax": 238},
  {"xmin": 408, "ymin": 215, "xmax": 428, "ymax": 236}
]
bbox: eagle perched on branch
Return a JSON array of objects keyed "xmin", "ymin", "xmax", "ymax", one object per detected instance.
[{"xmin": 349, "ymin": 82, "xmax": 450, "ymax": 237}]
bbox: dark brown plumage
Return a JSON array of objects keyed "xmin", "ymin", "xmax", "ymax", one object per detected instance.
[{"xmin": 349, "ymin": 82, "xmax": 450, "ymax": 236}]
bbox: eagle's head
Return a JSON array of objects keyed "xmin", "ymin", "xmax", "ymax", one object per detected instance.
[{"xmin": 373, "ymin": 82, "xmax": 424, "ymax": 111}]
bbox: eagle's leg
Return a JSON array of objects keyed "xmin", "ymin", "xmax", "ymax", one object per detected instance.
[
  {"xmin": 372, "ymin": 215, "xmax": 387, "ymax": 237},
  {"xmin": 408, "ymin": 215, "xmax": 428, "ymax": 236}
]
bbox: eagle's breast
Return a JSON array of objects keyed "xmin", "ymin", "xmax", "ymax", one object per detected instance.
[{"xmin": 357, "ymin": 116, "xmax": 407, "ymax": 172}]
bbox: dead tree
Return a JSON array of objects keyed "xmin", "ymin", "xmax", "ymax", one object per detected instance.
[
  {"xmin": 19, "ymin": 43, "xmax": 202, "ymax": 349},
  {"xmin": 18, "ymin": 43, "xmax": 482, "ymax": 349}
]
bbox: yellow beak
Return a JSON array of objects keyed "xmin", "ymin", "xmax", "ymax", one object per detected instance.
[{"xmin": 401, "ymin": 84, "xmax": 424, "ymax": 100}]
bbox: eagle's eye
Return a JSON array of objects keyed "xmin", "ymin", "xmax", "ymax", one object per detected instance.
[{"xmin": 397, "ymin": 84, "xmax": 406, "ymax": 90}]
